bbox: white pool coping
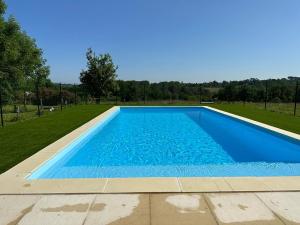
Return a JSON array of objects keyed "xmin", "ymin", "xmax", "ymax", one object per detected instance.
[{"xmin": 0, "ymin": 105, "xmax": 300, "ymax": 194}]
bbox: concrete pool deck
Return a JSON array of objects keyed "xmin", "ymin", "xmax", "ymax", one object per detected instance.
[
  {"xmin": 1, "ymin": 192, "xmax": 300, "ymax": 225},
  {"xmin": 0, "ymin": 106, "xmax": 300, "ymax": 194}
]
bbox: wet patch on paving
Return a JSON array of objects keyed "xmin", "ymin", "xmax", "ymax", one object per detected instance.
[
  {"xmin": 1, "ymin": 192, "xmax": 300, "ymax": 225},
  {"xmin": 151, "ymin": 194, "xmax": 217, "ymax": 225},
  {"xmin": 206, "ymin": 193, "xmax": 284, "ymax": 225}
]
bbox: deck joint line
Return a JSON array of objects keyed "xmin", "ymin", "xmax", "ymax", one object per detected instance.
[
  {"xmin": 176, "ymin": 178, "xmax": 183, "ymax": 192},
  {"xmin": 224, "ymin": 179, "xmax": 234, "ymax": 191},
  {"xmin": 202, "ymin": 194, "xmax": 221, "ymax": 225},
  {"xmin": 82, "ymin": 195, "xmax": 97, "ymax": 225},
  {"xmin": 102, "ymin": 179, "xmax": 109, "ymax": 192},
  {"xmin": 149, "ymin": 194, "xmax": 152, "ymax": 225},
  {"xmin": 255, "ymin": 193, "xmax": 288, "ymax": 225}
]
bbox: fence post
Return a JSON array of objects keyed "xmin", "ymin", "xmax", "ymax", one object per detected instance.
[
  {"xmin": 199, "ymin": 84, "xmax": 202, "ymax": 104},
  {"xmin": 294, "ymin": 81, "xmax": 299, "ymax": 116},
  {"xmin": 115, "ymin": 84, "xmax": 118, "ymax": 105},
  {"xmin": 0, "ymin": 79, "xmax": 4, "ymax": 127},
  {"xmin": 84, "ymin": 85, "xmax": 88, "ymax": 105},
  {"xmin": 23, "ymin": 90, "xmax": 26, "ymax": 109},
  {"xmin": 60, "ymin": 83, "xmax": 63, "ymax": 111},
  {"xmin": 143, "ymin": 83, "xmax": 146, "ymax": 105},
  {"xmin": 36, "ymin": 81, "xmax": 41, "ymax": 117},
  {"xmin": 74, "ymin": 84, "xmax": 77, "ymax": 105},
  {"xmin": 243, "ymin": 84, "xmax": 247, "ymax": 105},
  {"xmin": 85, "ymin": 91, "xmax": 88, "ymax": 105},
  {"xmin": 264, "ymin": 80, "xmax": 268, "ymax": 110},
  {"xmin": 119, "ymin": 84, "xmax": 123, "ymax": 103}
]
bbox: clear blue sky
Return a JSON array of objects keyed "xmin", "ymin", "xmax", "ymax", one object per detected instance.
[{"xmin": 5, "ymin": 0, "xmax": 300, "ymax": 83}]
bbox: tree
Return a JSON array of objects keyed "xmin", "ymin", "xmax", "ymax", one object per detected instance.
[
  {"xmin": 0, "ymin": 0, "xmax": 49, "ymax": 106},
  {"xmin": 0, "ymin": 15, "xmax": 22, "ymax": 103},
  {"xmin": 80, "ymin": 48, "xmax": 118, "ymax": 103},
  {"xmin": 33, "ymin": 62, "xmax": 49, "ymax": 115}
]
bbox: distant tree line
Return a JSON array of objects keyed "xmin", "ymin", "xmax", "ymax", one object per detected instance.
[
  {"xmin": 2, "ymin": 40, "xmax": 299, "ymax": 106},
  {"xmin": 7, "ymin": 76, "xmax": 297, "ymax": 107},
  {"xmin": 79, "ymin": 49, "xmax": 299, "ymax": 103},
  {"xmin": 114, "ymin": 77, "xmax": 299, "ymax": 103},
  {"xmin": 117, "ymin": 80, "xmax": 211, "ymax": 102},
  {"xmin": 217, "ymin": 77, "xmax": 300, "ymax": 102}
]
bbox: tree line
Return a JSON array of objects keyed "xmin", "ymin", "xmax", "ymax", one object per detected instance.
[
  {"xmin": 117, "ymin": 77, "xmax": 299, "ymax": 103},
  {"xmin": 79, "ymin": 49, "xmax": 300, "ymax": 103},
  {"xmin": 3, "ymin": 44, "xmax": 299, "ymax": 106},
  {"xmin": 18, "ymin": 76, "xmax": 296, "ymax": 107}
]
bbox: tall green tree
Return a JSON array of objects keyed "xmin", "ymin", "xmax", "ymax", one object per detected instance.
[
  {"xmin": 80, "ymin": 48, "xmax": 118, "ymax": 103},
  {"xmin": 0, "ymin": 0, "xmax": 49, "ymax": 105}
]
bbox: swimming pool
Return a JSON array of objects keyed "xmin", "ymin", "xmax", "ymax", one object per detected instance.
[{"xmin": 29, "ymin": 106, "xmax": 300, "ymax": 179}]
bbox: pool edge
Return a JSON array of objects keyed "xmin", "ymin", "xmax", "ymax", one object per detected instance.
[
  {"xmin": 203, "ymin": 106, "xmax": 300, "ymax": 141},
  {"xmin": 1, "ymin": 105, "xmax": 300, "ymax": 194}
]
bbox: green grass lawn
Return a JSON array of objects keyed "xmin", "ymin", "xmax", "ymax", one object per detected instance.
[
  {"xmin": 0, "ymin": 102, "xmax": 299, "ymax": 174},
  {"xmin": 0, "ymin": 104, "xmax": 112, "ymax": 174},
  {"xmin": 210, "ymin": 103, "xmax": 300, "ymax": 134},
  {"xmin": 2, "ymin": 105, "xmax": 62, "ymax": 124}
]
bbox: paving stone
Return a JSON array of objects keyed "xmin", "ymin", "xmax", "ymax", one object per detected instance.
[
  {"xmin": 179, "ymin": 178, "xmax": 219, "ymax": 192},
  {"xmin": 17, "ymin": 194, "xmax": 95, "ymax": 225},
  {"xmin": 151, "ymin": 194, "xmax": 217, "ymax": 225},
  {"xmin": 224, "ymin": 178, "xmax": 271, "ymax": 191},
  {"xmin": 0, "ymin": 195, "xmax": 41, "ymax": 225},
  {"xmin": 84, "ymin": 194, "xmax": 150, "ymax": 225},
  {"xmin": 206, "ymin": 193, "xmax": 284, "ymax": 225},
  {"xmin": 257, "ymin": 192, "xmax": 300, "ymax": 225},
  {"xmin": 104, "ymin": 178, "xmax": 180, "ymax": 192},
  {"xmin": 2, "ymin": 193, "xmax": 300, "ymax": 225}
]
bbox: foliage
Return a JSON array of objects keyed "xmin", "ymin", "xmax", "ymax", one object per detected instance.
[
  {"xmin": 0, "ymin": 0, "xmax": 49, "ymax": 104},
  {"xmin": 217, "ymin": 77, "xmax": 299, "ymax": 102},
  {"xmin": 115, "ymin": 77, "xmax": 299, "ymax": 103},
  {"xmin": 117, "ymin": 80, "xmax": 211, "ymax": 102},
  {"xmin": 80, "ymin": 48, "xmax": 118, "ymax": 102}
]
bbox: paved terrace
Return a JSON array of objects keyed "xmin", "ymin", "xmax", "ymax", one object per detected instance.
[{"xmin": 1, "ymin": 192, "xmax": 300, "ymax": 225}]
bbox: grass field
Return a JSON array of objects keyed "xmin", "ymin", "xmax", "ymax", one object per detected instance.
[
  {"xmin": 0, "ymin": 104, "xmax": 112, "ymax": 173},
  {"xmin": 2, "ymin": 101, "xmax": 298, "ymax": 124},
  {"xmin": 2, "ymin": 105, "xmax": 61, "ymax": 124},
  {"xmin": 211, "ymin": 103, "xmax": 300, "ymax": 134},
  {"xmin": 0, "ymin": 102, "xmax": 299, "ymax": 174},
  {"xmin": 252, "ymin": 102, "xmax": 300, "ymax": 117}
]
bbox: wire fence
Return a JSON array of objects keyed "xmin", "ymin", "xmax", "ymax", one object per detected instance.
[{"xmin": 0, "ymin": 80, "xmax": 299, "ymax": 127}]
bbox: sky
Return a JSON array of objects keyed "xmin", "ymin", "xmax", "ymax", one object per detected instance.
[{"xmin": 5, "ymin": 0, "xmax": 300, "ymax": 83}]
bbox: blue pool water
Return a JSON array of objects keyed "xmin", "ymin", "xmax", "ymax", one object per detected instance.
[{"xmin": 29, "ymin": 107, "xmax": 300, "ymax": 179}]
